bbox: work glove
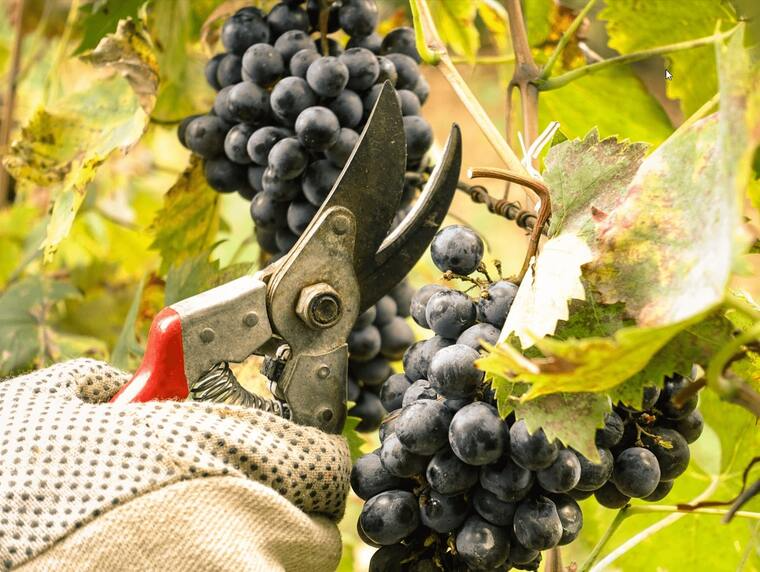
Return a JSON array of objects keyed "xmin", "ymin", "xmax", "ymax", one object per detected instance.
[{"xmin": 0, "ymin": 359, "xmax": 351, "ymax": 572}]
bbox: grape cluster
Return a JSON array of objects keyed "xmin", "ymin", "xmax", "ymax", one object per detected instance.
[
  {"xmin": 177, "ymin": 0, "xmax": 433, "ymax": 260},
  {"xmin": 351, "ymin": 225, "xmax": 704, "ymax": 571},
  {"xmin": 347, "ymin": 280, "xmax": 416, "ymax": 432}
]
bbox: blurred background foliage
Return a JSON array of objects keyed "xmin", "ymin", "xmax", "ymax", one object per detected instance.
[{"xmin": 0, "ymin": 0, "xmax": 758, "ymax": 570}]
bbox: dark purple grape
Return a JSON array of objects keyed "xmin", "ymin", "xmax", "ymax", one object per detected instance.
[
  {"xmin": 360, "ymin": 490, "xmax": 420, "ymax": 545},
  {"xmin": 412, "ymin": 75, "xmax": 429, "ymax": 104},
  {"xmin": 641, "ymin": 426, "xmax": 690, "ymax": 481},
  {"xmin": 271, "ymin": 76, "xmax": 317, "ymax": 125},
  {"xmin": 348, "ymin": 325, "xmax": 382, "ymax": 362},
  {"xmin": 425, "ymin": 289, "xmax": 477, "ymax": 339},
  {"xmin": 480, "ymin": 455, "xmax": 534, "ymax": 502},
  {"xmin": 596, "ymin": 411, "xmax": 624, "ymax": 448},
  {"xmin": 641, "ymin": 385, "xmax": 661, "ymax": 409},
  {"xmin": 513, "ymin": 496, "xmax": 563, "ymax": 551},
  {"xmin": 205, "ymin": 54, "xmax": 225, "ymax": 90},
  {"xmin": 266, "ymin": 2, "xmax": 309, "ymax": 38},
  {"xmin": 409, "ymin": 284, "xmax": 445, "ymax": 328},
  {"xmin": 261, "ymin": 167, "xmax": 301, "ymax": 201},
  {"xmin": 349, "ymin": 391, "xmax": 386, "ymax": 432},
  {"xmin": 536, "ymin": 449, "xmax": 581, "ymax": 493},
  {"xmin": 380, "ymin": 373, "xmax": 411, "ymax": 412},
  {"xmin": 428, "ymin": 344, "xmax": 483, "ymax": 399},
  {"xmin": 575, "ymin": 447, "xmax": 614, "ymax": 491},
  {"xmin": 289, "ymin": 48, "xmax": 320, "ymax": 78},
  {"xmin": 306, "ymin": 56, "xmax": 349, "ymax": 98},
  {"xmin": 376, "ymin": 56, "xmax": 398, "ymax": 86},
  {"xmin": 658, "ymin": 374, "xmax": 699, "ymax": 419},
  {"xmin": 662, "ymin": 409, "xmax": 703, "ymax": 443},
  {"xmin": 373, "ymin": 295, "xmax": 398, "ymax": 326},
  {"xmin": 426, "ymin": 447, "xmax": 479, "ymax": 495},
  {"xmin": 204, "ymin": 157, "xmax": 248, "ymax": 193},
  {"xmin": 551, "ymin": 494, "xmax": 583, "ymax": 546},
  {"xmin": 455, "ymin": 515, "xmax": 510, "ymax": 570},
  {"xmin": 390, "ymin": 281, "xmax": 414, "ymax": 317},
  {"xmin": 255, "ymin": 226, "xmax": 278, "ymax": 253},
  {"xmin": 340, "ymin": 47, "xmax": 380, "ymax": 91},
  {"xmin": 378, "ymin": 317, "xmax": 415, "ymax": 361},
  {"xmin": 185, "ymin": 115, "xmax": 228, "ymax": 158},
  {"xmin": 314, "ymin": 36, "xmax": 344, "ymax": 57},
  {"xmin": 286, "ymin": 200, "xmax": 317, "ymax": 235},
  {"xmin": 643, "ymin": 479, "xmax": 674, "ymax": 502},
  {"xmin": 396, "ymin": 399, "xmax": 453, "ymax": 455},
  {"xmin": 477, "ymin": 280, "xmax": 518, "ymax": 328},
  {"xmin": 339, "ymin": 0, "xmax": 378, "ymax": 38},
  {"xmin": 420, "ymin": 490, "xmax": 468, "ymax": 533},
  {"xmin": 472, "ymin": 486, "xmax": 517, "ymax": 526},
  {"xmin": 402, "ymin": 379, "xmax": 438, "ymax": 407},
  {"xmin": 325, "ymin": 127, "xmax": 359, "ymax": 167},
  {"xmin": 456, "ymin": 323, "xmax": 500, "ymax": 351},
  {"xmin": 594, "ymin": 481, "xmax": 630, "ymax": 509},
  {"xmin": 302, "ymin": 158, "xmax": 341, "ymax": 205},
  {"xmin": 509, "ymin": 534, "xmax": 540, "ymax": 567},
  {"xmin": 384, "ymin": 53, "xmax": 420, "ymax": 89},
  {"xmin": 347, "ymin": 32, "xmax": 382, "ymax": 53},
  {"xmin": 223, "ymin": 123, "xmax": 254, "ymax": 164},
  {"xmin": 221, "ymin": 7, "xmax": 270, "ymax": 55},
  {"xmin": 369, "ymin": 544, "xmax": 413, "ymax": 572},
  {"xmin": 275, "ymin": 227, "xmax": 299, "ymax": 252},
  {"xmin": 295, "ymin": 106, "xmax": 340, "ymax": 151},
  {"xmin": 247, "ymin": 165, "xmax": 265, "ymax": 193},
  {"xmin": 431, "ymin": 225, "xmax": 484, "ymax": 275},
  {"xmin": 250, "ymin": 191, "xmax": 288, "ymax": 229},
  {"xmin": 355, "ymin": 306, "xmax": 377, "ymax": 329},
  {"xmin": 380, "ymin": 433, "xmax": 429, "ymax": 478},
  {"xmin": 242, "ymin": 43, "xmax": 285, "ymax": 86},
  {"xmin": 216, "ymin": 53, "xmax": 243, "ymax": 87},
  {"xmin": 350, "ymin": 356, "xmax": 392, "ymax": 387},
  {"xmin": 267, "ymin": 137, "xmax": 307, "ymax": 179},
  {"xmin": 398, "ymin": 89, "xmax": 421, "ymax": 116},
  {"xmin": 212, "ymin": 85, "xmax": 236, "ymax": 123},
  {"xmin": 613, "ymin": 447, "xmax": 661, "ymax": 498},
  {"xmin": 227, "ymin": 82, "xmax": 270, "ymax": 123},
  {"xmin": 380, "ymin": 27, "xmax": 421, "ymax": 63},
  {"xmin": 449, "ymin": 402, "xmax": 508, "ymax": 466},
  {"xmin": 247, "ymin": 126, "xmax": 290, "ymax": 165},
  {"xmin": 273, "ymin": 30, "xmax": 314, "ymax": 64},
  {"xmin": 327, "ymin": 89, "xmax": 364, "ymax": 129},
  {"xmin": 509, "ymin": 420, "xmax": 559, "ymax": 471}
]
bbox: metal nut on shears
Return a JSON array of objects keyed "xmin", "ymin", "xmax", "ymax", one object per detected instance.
[{"xmin": 296, "ymin": 283, "xmax": 342, "ymax": 329}]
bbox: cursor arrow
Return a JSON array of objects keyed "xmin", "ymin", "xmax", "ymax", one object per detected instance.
[{"xmin": 665, "ymin": 69, "xmax": 673, "ymax": 81}]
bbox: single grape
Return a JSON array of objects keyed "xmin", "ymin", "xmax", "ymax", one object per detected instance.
[
  {"xmin": 509, "ymin": 420, "xmax": 560, "ymax": 471},
  {"xmin": 397, "ymin": 89, "xmax": 421, "ymax": 116},
  {"xmin": 613, "ymin": 447, "xmax": 661, "ymax": 498},
  {"xmin": 270, "ymin": 77, "xmax": 317, "ymax": 125},
  {"xmin": 223, "ymin": 124, "xmax": 254, "ymax": 165},
  {"xmin": 401, "ymin": 379, "xmax": 438, "ymax": 407},
  {"xmin": 662, "ymin": 409, "xmax": 704, "ymax": 444},
  {"xmin": 378, "ymin": 413, "xmax": 399, "ymax": 443},
  {"xmin": 409, "ymin": 284, "xmax": 445, "ymax": 328},
  {"xmin": 347, "ymin": 32, "xmax": 382, "ymax": 53},
  {"xmin": 472, "ymin": 486, "xmax": 517, "ymax": 527},
  {"xmin": 420, "ymin": 490, "xmax": 468, "ymax": 534},
  {"xmin": 536, "ymin": 449, "xmax": 582, "ymax": 493},
  {"xmin": 266, "ymin": 2, "xmax": 309, "ymax": 38},
  {"xmin": 302, "ymin": 158, "xmax": 341, "ymax": 205},
  {"xmin": 380, "ymin": 27, "xmax": 420, "ymax": 62},
  {"xmin": 455, "ymin": 515, "xmax": 511, "ymax": 570},
  {"xmin": 425, "ymin": 289, "xmax": 477, "ymax": 339},
  {"xmin": 380, "ymin": 373, "xmax": 411, "ymax": 411},
  {"xmin": 247, "ymin": 165, "xmax": 265, "ymax": 193},
  {"xmin": 305, "ymin": 56, "xmax": 350, "ymax": 98},
  {"xmin": 347, "ymin": 376, "xmax": 362, "ymax": 402},
  {"xmin": 385, "ymin": 53, "xmax": 420, "ymax": 90},
  {"xmin": 567, "ymin": 488, "xmax": 594, "ymax": 501},
  {"xmin": 212, "ymin": 85, "xmax": 237, "ymax": 123},
  {"xmin": 216, "ymin": 53, "xmax": 243, "ymax": 87},
  {"xmin": 412, "ymin": 75, "xmax": 430, "ymax": 104},
  {"xmin": 431, "ymin": 225, "xmax": 484, "ymax": 275},
  {"xmin": 250, "ymin": 192, "xmax": 288, "ymax": 229},
  {"xmin": 242, "ymin": 43, "xmax": 285, "ymax": 86},
  {"xmin": 643, "ymin": 479, "xmax": 674, "ymax": 502},
  {"xmin": 403, "ymin": 115, "xmax": 433, "ymax": 160},
  {"xmin": 273, "ymin": 30, "xmax": 314, "ymax": 64},
  {"xmin": 347, "ymin": 325, "xmax": 382, "ymax": 362},
  {"xmin": 286, "ymin": 200, "xmax": 317, "ymax": 235},
  {"xmin": 428, "ymin": 344, "xmax": 483, "ymax": 399},
  {"xmin": 390, "ymin": 281, "xmax": 414, "ymax": 317},
  {"xmin": 551, "ymin": 494, "xmax": 583, "ymax": 546},
  {"xmin": 350, "ymin": 356, "xmax": 392, "ymax": 387},
  {"xmin": 508, "ymin": 534, "xmax": 539, "ymax": 567},
  {"xmin": 204, "ymin": 157, "xmax": 248, "ymax": 193},
  {"xmin": 246, "ymin": 126, "xmax": 289, "ymax": 165},
  {"xmin": 641, "ymin": 385, "xmax": 661, "ymax": 409},
  {"xmin": 295, "ymin": 106, "xmax": 341, "ymax": 151},
  {"xmin": 185, "ymin": 115, "xmax": 229, "ymax": 158},
  {"xmin": 401, "ymin": 336, "xmax": 450, "ymax": 382},
  {"xmin": 275, "ymin": 227, "xmax": 299, "ymax": 252},
  {"xmin": 227, "ymin": 82, "xmax": 270, "ymax": 123},
  {"xmin": 354, "ymin": 306, "xmax": 377, "ymax": 329},
  {"xmin": 373, "ymin": 295, "xmax": 398, "ymax": 326},
  {"xmin": 267, "ymin": 137, "xmax": 307, "ymax": 180},
  {"xmin": 325, "ymin": 127, "xmax": 359, "ymax": 167},
  {"xmin": 641, "ymin": 426, "xmax": 690, "ymax": 481},
  {"xmin": 376, "ymin": 56, "xmax": 398, "ymax": 86},
  {"xmin": 480, "ymin": 455, "xmax": 534, "ymax": 502},
  {"xmin": 327, "ymin": 89, "xmax": 364, "ymax": 129},
  {"xmin": 339, "ymin": 0, "xmax": 378, "ymax": 38},
  {"xmin": 349, "ymin": 391, "xmax": 386, "ymax": 432},
  {"xmin": 594, "ymin": 481, "xmax": 631, "ymax": 509},
  {"xmin": 595, "ymin": 411, "xmax": 625, "ymax": 448},
  {"xmin": 657, "ymin": 374, "xmax": 699, "ymax": 419},
  {"xmin": 359, "ymin": 490, "xmax": 420, "ymax": 545},
  {"xmin": 575, "ymin": 447, "xmax": 614, "ymax": 491},
  {"xmin": 369, "ymin": 544, "xmax": 413, "ymax": 572},
  {"xmin": 378, "ymin": 317, "xmax": 415, "ymax": 361},
  {"xmin": 380, "ymin": 433, "xmax": 429, "ymax": 478},
  {"xmin": 351, "ymin": 452, "xmax": 407, "ymax": 500},
  {"xmin": 362, "ymin": 83, "xmax": 403, "ymax": 116},
  {"xmin": 513, "ymin": 496, "xmax": 563, "ymax": 551},
  {"xmin": 426, "ymin": 447, "xmax": 479, "ymax": 495},
  {"xmin": 289, "ymin": 48, "xmax": 320, "ymax": 79},
  {"xmin": 221, "ymin": 7, "xmax": 269, "ymax": 55},
  {"xmin": 204, "ymin": 54, "xmax": 225, "ymax": 90},
  {"xmin": 261, "ymin": 168, "xmax": 301, "ymax": 201},
  {"xmin": 477, "ymin": 280, "xmax": 518, "ymax": 329},
  {"xmin": 449, "ymin": 402, "xmax": 508, "ymax": 466},
  {"xmin": 396, "ymin": 400, "xmax": 454, "ymax": 455},
  {"xmin": 457, "ymin": 323, "xmax": 500, "ymax": 351},
  {"xmin": 255, "ymin": 226, "xmax": 278, "ymax": 253},
  {"xmin": 340, "ymin": 47, "xmax": 380, "ymax": 91}
]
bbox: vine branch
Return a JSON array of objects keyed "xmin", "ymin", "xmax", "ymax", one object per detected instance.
[
  {"xmin": 538, "ymin": 27, "xmax": 737, "ymax": 91},
  {"xmin": 0, "ymin": 0, "xmax": 26, "ymax": 208}
]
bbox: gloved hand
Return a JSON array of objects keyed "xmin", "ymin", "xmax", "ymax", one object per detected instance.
[{"xmin": 0, "ymin": 359, "xmax": 351, "ymax": 572}]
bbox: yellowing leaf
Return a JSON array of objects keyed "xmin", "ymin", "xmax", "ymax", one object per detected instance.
[
  {"xmin": 74, "ymin": 0, "xmax": 147, "ymax": 54},
  {"xmin": 476, "ymin": 0, "xmax": 509, "ymax": 52},
  {"xmin": 430, "ymin": 0, "xmax": 480, "ymax": 61},
  {"xmin": 3, "ymin": 21, "xmax": 157, "ymax": 262},
  {"xmin": 150, "ymin": 157, "xmax": 222, "ymax": 274},
  {"xmin": 524, "ymin": 0, "xmax": 554, "ymax": 47}
]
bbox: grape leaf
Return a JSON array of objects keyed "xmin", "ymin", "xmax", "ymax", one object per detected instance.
[
  {"xmin": 150, "ymin": 157, "xmax": 222, "ymax": 275},
  {"xmin": 74, "ymin": 0, "xmax": 148, "ymax": 54},
  {"xmin": 3, "ymin": 21, "xmax": 157, "ymax": 262},
  {"xmin": 600, "ymin": 0, "xmax": 730, "ymax": 116},
  {"xmin": 501, "ymin": 131, "xmax": 646, "ymax": 348},
  {"xmin": 514, "ymin": 392, "xmax": 610, "ymax": 462},
  {"xmin": 524, "ymin": 0, "xmax": 553, "ymax": 47},
  {"xmin": 342, "ymin": 415, "xmax": 365, "ymax": 463},
  {"xmin": 430, "ymin": 0, "xmax": 480, "ymax": 61},
  {"xmin": 0, "ymin": 276, "xmax": 106, "ymax": 375},
  {"xmin": 586, "ymin": 30, "xmax": 758, "ymax": 327},
  {"xmin": 164, "ymin": 249, "xmax": 251, "ymax": 305},
  {"xmin": 539, "ymin": 66, "xmax": 674, "ymax": 150}
]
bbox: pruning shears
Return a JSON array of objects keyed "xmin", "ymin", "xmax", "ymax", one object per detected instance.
[{"xmin": 111, "ymin": 83, "xmax": 462, "ymax": 434}]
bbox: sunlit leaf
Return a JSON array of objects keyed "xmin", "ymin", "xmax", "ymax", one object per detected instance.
[
  {"xmin": 74, "ymin": 0, "xmax": 147, "ymax": 54},
  {"xmin": 524, "ymin": 0, "xmax": 554, "ymax": 47},
  {"xmin": 164, "ymin": 247, "xmax": 251, "ymax": 305},
  {"xmin": 476, "ymin": 0, "xmax": 509, "ymax": 52},
  {"xmin": 430, "ymin": 0, "xmax": 480, "ymax": 61}
]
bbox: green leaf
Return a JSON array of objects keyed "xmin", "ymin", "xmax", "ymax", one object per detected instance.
[
  {"xmin": 3, "ymin": 21, "xmax": 157, "ymax": 262},
  {"xmin": 586, "ymin": 30, "xmax": 758, "ymax": 327},
  {"xmin": 431, "ymin": 0, "xmax": 480, "ymax": 61},
  {"xmin": 342, "ymin": 415, "xmax": 365, "ymax": 463},
  {"xmin": 0, "ymin": 276, "xmax": 105, "ymax": 374},
  {"xmin": 514, "ymin": 392, "xmax": 611, "ymax": 461},
  {"xmin": 476, "ymin": 0, "xmax": 509, "ymax": 52},
  {"xmin": 600, "ymin": 0, "xmax": 731, "ymax": 116},
  {"xmin": 539, "ymin": 66, "xmax": 674, "ymax": 146},
  {"xmin": 502, "ymin": 131, "xmax": 646, "ymax": 348},
  {"xmin": 75, "ymin": 0, "xmax": 148, "ymax": 54},
  {"xmin": 150, "ymin": 157, "xmax": 222, "ymax": 275},
  {"xmin": 164, "ymin": 248, "xmax": 251, "ymax": 305},
  {"xmin": 524, "ymin": 0, "xmax": 554, "ymax": 47},
  {"xmin": 111, "ymin": 276, "xmax": 146, "ymax": 369}
]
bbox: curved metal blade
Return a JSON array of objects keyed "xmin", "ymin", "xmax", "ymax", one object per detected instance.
[
  {"xmin": 359, "ymin": 123, "xmax": 462, "ymax": 311},
  {"xmin": 318, "ymin": 81, "xmax": 406, "ymax": 285}
]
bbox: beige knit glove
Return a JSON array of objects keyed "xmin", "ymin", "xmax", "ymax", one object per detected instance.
[{"xmin": 0, "ymin": 359, "xmax": 351, "ymax": 572}]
